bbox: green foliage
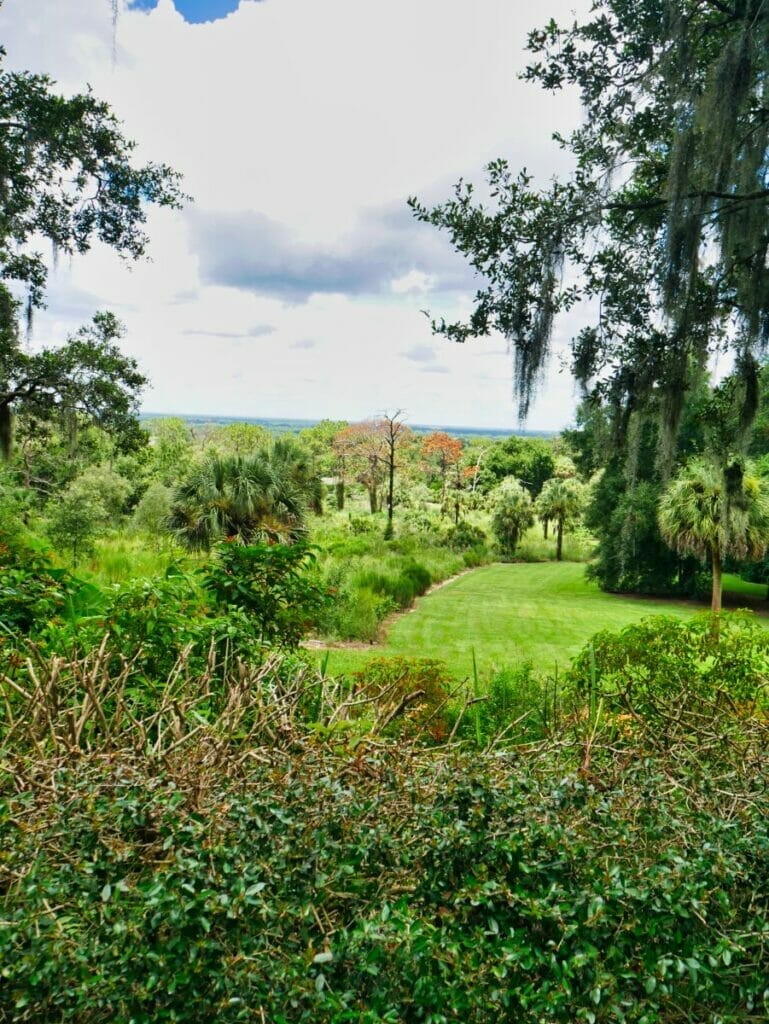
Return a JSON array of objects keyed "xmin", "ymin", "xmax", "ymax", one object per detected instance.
[
  {"xmin": 46, "ymin": 488, "xmax": 105, "ymax": 567},
  {"xmin": 659, "ymin": 457, "xmax": 769, "ymax": 610},
  {"xmin": 1, "ymin": 309, "xmax": 148, "ymax": 461},
  {"xmin": 147, "ymin": 417, "xmax": 195, "ymax": 486},
  {"xmin": 203, "ymin": 542, "xmax": 330, "ymax": 649},
  {"xmin": 0, "ymin": 38, "xmax": 186, "ymax": 312},
  {"xmin": 535, "ymin": 476, "xmax": 586, "ymax": 560},
  {"xmin": 315, "ymin": 523, "xmax": 472, "ymax": 642},
  {"xmin": 0, "ymin": 509, "xmax": 101, "ymax": 638},
  {"xmin": 169, "ymin": 446, "xmax": 313, "ymax": 549},
  {"xmin": 326, "ymin": 585, "xmax": 391, "ymax": 643},
  {"xmin": 206, "ymin": 421, "xmax": 270, "ymax": 458},
  {"xmin": 347, "ymin": 512, "xmax": 378, "ymax": 534},
  {"xmin": 354, "ymin": 561, "xmax": 431, "ymax": 611},
  {"xmin": 477, "ymin": 435, "xmax": 555, "ymax": 496},
  {"xmin": 3, "ymin": 729, "xmax": 769, "ymax": 1022},
  {"xmin": 410, "ymin": 1, "xmax": 769, "ymax": 454},
  {"xmin": 570, "ymin": 612, "xmax": 769, "ymax": 712},
  {"xmin": 490, "ymin": 477, "xmax": 534, "ymax": 558},
  {"xmin": 131, "ymin": 481, "xmax": 174, "ymax": 541},
  {"xmin": 583, "ymin": 427, "xmax": 701, "ymax": 596},
  {"xmin": 444, "ymin": 520, "xmax": 487, "ymax": 550}
]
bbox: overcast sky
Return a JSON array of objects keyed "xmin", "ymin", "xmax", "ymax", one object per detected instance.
[{"xmin": 1, "ymin": 0, "xmax": 589, "ymax": 430}]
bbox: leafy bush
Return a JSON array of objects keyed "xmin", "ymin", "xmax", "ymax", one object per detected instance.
[
  {"xmin": 569, "ymin": 611, "xmax": 769, "ymax": 712},
  {"xmin": 444, "ymin": 521, "xmax": 487, "ymax": 550},
  {"xmin": 322, "ymin": 586, "xmax": 392, "ymax": 642},
  {"xmin": 350, "ymin": 655, "xmax": 451, "ymax": 738},
  {"xmin": 348, "ymin": 513, "xmax": 378, "ymax": 534},
  {"xmin": 203, "ymin": 541, "xmax": 330, "ymax": 648},
  {"xmin": 3, "ymin": 731, "xmax": 769, "ymax": 1023},
  {"xmin": 354, "ymin": 561, "xmax": 431, "ymax": 611},
  {"xmin": 0, "ymin": 527, "xmax": 96, "ymax": 639},
  {"xmin": 471, "ymin": 662, "xmax": 548, "ymax": 743},
  {"xmin": 462, "ymin": 544, "xmax": 488, "ymax": 568}
]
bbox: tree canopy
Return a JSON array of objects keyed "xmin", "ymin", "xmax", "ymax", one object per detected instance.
[
  {"xmin": 0, "ymin": 21, "xmax": 186, "ymax": 317},
  {"xmin": 411, "ymin": 0, "xmax": 769, "ymax": 453},
  {"xmin": 0, "ymin": 307, "xmax": 146, "ymax": 460},
  {"xmin": 659, "ymin": 458, "xmax": 769, "ymax": 611}
]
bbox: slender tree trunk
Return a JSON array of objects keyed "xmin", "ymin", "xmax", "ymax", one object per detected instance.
[
  {"xmin": 711, "ymin": 547, "xmax": 723, "ymax": 614},
  {"xmin": 543, "ymin": 518, "xmax": 549, "ymax": 540},
  {"xmin": 556, "ymin": 519, "xmax": 563, "ymax": 561},
  {"xmin": 368, "ymin": 486, "xmax": 377, "ymax": 514},
  {"xmin": 386, "ymin": 447, "xmax": 395, "ymax": 534},
  {"xmin": 335, "ymin": 480, "xmax": 344, "ymax": 511},
  {"xmin": 0, "ymin": 400, "xmax": 11, "ymax": 461}
]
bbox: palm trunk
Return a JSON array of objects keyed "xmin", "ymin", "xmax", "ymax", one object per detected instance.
[
  {"xmin": 711, "ymin": 547, "xmax": 723, "ymax": 614},
  {"xmin": 556, "ymin": 519, "xmax": 564, "ymax": 561}
]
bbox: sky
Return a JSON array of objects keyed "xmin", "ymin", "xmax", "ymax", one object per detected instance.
[{"xmin": 0, "ymin": 0, "xmax": 590, "ymax": 430}]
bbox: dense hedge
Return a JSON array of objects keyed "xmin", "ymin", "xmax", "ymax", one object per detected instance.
[{"xmin": 2, "ymin": 736, "xmax": 768, "ymax": 1023}]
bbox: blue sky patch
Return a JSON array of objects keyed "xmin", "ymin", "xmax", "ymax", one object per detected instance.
[{"xmin": 129, "ymin": 0, "xmax": 242, "ymax": 23}]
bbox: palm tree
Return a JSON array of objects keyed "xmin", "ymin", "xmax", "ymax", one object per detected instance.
[
  {"xmin": 658, "ymin": 458, "xmax": 769, "ymax": 612},
  {"xmin": 169, "ymin": 449, "xmax": 312, "ymax": 550},
  {"xmin": 535, "ymin": 477, "xmax": 585, "ymax": 561},
  {"xmin": 491, "ymin": 477, "xmax": 534, "ymax": 558},
  {"xmin": 269, "ymin": 436, "xmax": 324, "ymax": 515}
]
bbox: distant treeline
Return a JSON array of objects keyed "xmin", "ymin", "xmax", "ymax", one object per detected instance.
[{"xmin": 139, "ymin": 412, "xmax": 556, "ymax": 442}]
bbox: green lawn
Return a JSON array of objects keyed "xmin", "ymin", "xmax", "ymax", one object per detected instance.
[{"xmin": 319, "ymin": 562, "xmax": 766, "ymax": 681}]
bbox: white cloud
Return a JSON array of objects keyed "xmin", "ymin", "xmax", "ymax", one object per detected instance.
[
  {"xmin": 392, "ymin": 270, "xmax": 436, "ymax": 295},
  {"xmin": 0, "ymin": 0, "xmax": 590, "ymax": 430}
]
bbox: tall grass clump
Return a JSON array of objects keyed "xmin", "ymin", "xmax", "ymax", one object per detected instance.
[
  {"xmin": 314, "ymin": 521, "xmax": 490, "ymax": 640},
  {"xmin": 515, "ymin": 524, "xmax": 596, "ymax": 562}
]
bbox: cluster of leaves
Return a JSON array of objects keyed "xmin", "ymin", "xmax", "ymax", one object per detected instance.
[
  {"xmin": 444, "ymin": 521, "xmax": 487, "ymax": 551},
  {"xmin": 569, "ymin": 612, "xmax": 769, "ymax": 712},
  {"xmin": 0, "ymin": 38, "xmax": 186, "ymax": 311},
  {"xmin": 202, "ymin": 541, "xmax": 330, "ymax": 649},
  {"xmin": 2, "ymin": 708, "xmax": 769, "ymax": 1022},
  {"xmin": 491, "ymin": 477, "xmax": 534, "ymax": 558}
]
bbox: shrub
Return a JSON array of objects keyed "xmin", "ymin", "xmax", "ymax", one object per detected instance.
[
  {"xmin": 348, "ymin": 513, "xmax": 378, "ymax": 535},
  {"xmin": 351, "ymin": 655, "xmax": 452, "ymax": 738},
  {"xmin": 462, "ymin": 543, "xmax": 488, "ymax": 568},
  {"xmin": 569, "ymin": 611, "xmax": 769, "ymax": 714},
  {"xmin": 203, "ymin": 541, "xmax": 330, "ymax": 649},
  {"xmin": 474, "ymin": 662, "xmax": 548, "ymax": 743},
  {"xmin": 326, "ymin": 587, "xmax": 392, "ymax": 642},
  {"xmin": 445, "ymin": 520, "xmax": 487, "ymax": 550},
  {"xmin": 3, "ymin": 734, "xmax": 769, "ymax": 1023},
  {"xmin": 354, "ymin": 561, "xmax": 431, "ymax": 611}
]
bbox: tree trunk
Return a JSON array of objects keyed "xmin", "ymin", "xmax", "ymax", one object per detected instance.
[
  {"xmin": 335, "ymin": 481, "xmax": 345, "ymax": 511},
  {"xmin": 556, "ymin": 519, "xmax": 563, "ymax": 561},
  {"xmin": 0, "ymin": 401, "xmax": 11, "ymax": 461},
  {"xmin": 711, "ymin": 547, "xmax": 723, "ymax": 614},
  {"xmin": 368, "ymin": 486, "xmax": 377, "ymax": 514},
  {"xmin": 386, "ymin": 448, "xmax": 395, "ymax": 534},
  {"xmin": 543, "ymin": 518, "xmax": 549, "ymax": 540}
]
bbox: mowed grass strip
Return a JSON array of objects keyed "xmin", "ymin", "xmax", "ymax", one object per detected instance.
[{"xmin": 321, "ymin": 562, "xmax": 739, "ymax": 681}]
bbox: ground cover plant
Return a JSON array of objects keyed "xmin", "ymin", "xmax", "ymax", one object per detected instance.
[{"xmin": 2, "ymin": 614, "xmax": 769, "ymax": 1023}]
